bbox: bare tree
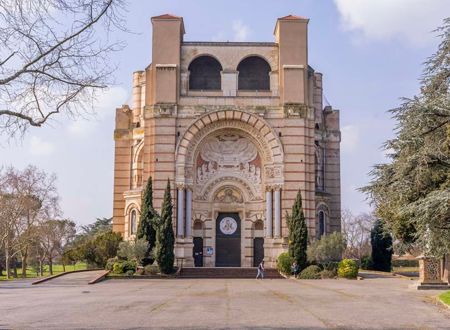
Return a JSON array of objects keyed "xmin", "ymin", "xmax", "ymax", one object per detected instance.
[
  {"xmin": 0, "ymin": 0, "xmax": 126, "ymax": 138},
  {"xmin": 0, "ymin": 166, "xmax": 59, "ymax": 278},
  {"xmin": 341, "ymin": 209, "xmax": 375, "ymax": 260},
  {"xmin": 38, "ymin": 219, "xmax": 75, "ymax": 274}
]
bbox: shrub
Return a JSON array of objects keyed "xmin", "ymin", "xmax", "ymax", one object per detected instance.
[
  {"xmin": 277, "ymin": 252, "xmax": 293, "ymax": 275},
  {"xmin": 338, "ymin": 259, "xmax": 359, "ymax": 279},
  {"xmin": 360, "ymin": 255, "xmax": 373, "ymax": 270},
  {"xmin": 307, "ymin": 232, "xmax": 345, "ymax": 266},
  {"xmin": 298, "ymin": 265, "xmax": 321, "ymax": 279},
  {"xmin": 320, "ymin": 269, "xmax": 337, "ymax": 279},
  {"xmin": 105, "ymin": 257, "xmax": 118, "ymax": 271},
  {"xmin": 125, "ymin": 270, "xmax": 135, "ymax": 276},
  {"xmin": 112, "ymin": 260, "xmax": 137, "ymax": 274},
  {"xmin": 144, "ymin": 264, "xmax": 159, "ymax": 275},
  {"xmin": 117, "ymin": 239, "xmax": 149, "ymax": 265},
  {"xmin": 287, "ymin": 190, "xmax": 308, "ymax": 271}
]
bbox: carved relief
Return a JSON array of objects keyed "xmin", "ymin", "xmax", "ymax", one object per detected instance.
[
  {"xmin": 194, "ymin": 132, "xmax": 263, "ymax": 201},
  {"xmin": 213, "ymin": 187, "xmax": 244, "ymax": 203}
]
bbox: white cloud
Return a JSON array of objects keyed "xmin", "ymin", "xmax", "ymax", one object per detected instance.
[
  {"xmin": 334, "ymin": 0, "xmax": 449, "ymax": 46},
  {"xmin": 29, "ymin": 136, "xmax": 55, "ymax": 156},
  {"xmin": 341, "ymin": 125, "xmax": 359, "ymax": 153},
  {"xmin": 232, "ymin": 20, "xmax": 250, "ymax": 41},
  {"xmin": 68, "ymin": 86, "xmax": 128, "ymax": 137}
]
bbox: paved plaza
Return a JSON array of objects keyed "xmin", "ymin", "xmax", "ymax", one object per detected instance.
[{"xmin": 0, "ymin": 275, "xmax": 449, "ymax": 329}]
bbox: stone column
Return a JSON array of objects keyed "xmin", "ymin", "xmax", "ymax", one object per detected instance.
[
  {"xmin": 177, "ymin": 185, "xmax": 185, "ymax": 238},
  {"xmin": 274, "ymin": 187, "xmax": 281, "ymax": 238},
  {"xmin": 185, "ymin": 187, "xmax": 192, "ymax": 238},
  {"xmin": 265, "ymin": 188, "xmax": 273, "ymax": 238}
]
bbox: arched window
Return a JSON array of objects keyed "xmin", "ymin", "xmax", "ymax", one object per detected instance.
[
  {"xmin": 188, "ymin": 56, "xmax": 222, "ymax": 90},
  {"xmin": 237, "ymin": 56, "xmax": 271, "ymax": 90},
  {"xmin": 318, "ymin": 211, "xmax": 325, "ymax": 239},
  {"xmin": 130, "ymin": 210, "xmax": 137, "ymax": 235}
]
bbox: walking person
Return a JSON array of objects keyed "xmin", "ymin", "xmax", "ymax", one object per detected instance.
[
  {"xmin": 291, "ymin": 261, "xmax": 300, "ymax": 278},
  {"xmin": 256, "ymin": 260, "xmax": 265, "ymax": 279}
]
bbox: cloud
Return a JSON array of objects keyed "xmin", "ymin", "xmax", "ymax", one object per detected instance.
[
  {"xmin": 341, "ymin": 125, "xmax": 359, "ymax": 153},
  {"xmin": 68, "ymin": 86, "xmax": 128, "ymax": 137},
  {"xmin": 232, "ymin": 20, "xmax": 250, "ymax": 41},
  {"xmin": 29, "ymin": 136, "xmax": 55, "ymax": 156},
  {"xmin": 334, "ymin": 0, "xmax": 449, "ymax": 46}
]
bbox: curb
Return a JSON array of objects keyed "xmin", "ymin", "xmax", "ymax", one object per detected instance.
[
  {"xmin": 31, "ymin": 268, "xmax": 101, "ymax": 285},
  {"xmin": 437, "ymin": 296, "xmax": 450, "ymax": 309},
  {"xmin": 88, "ymin": 270, "xmax": 110, "ymax": 285}
]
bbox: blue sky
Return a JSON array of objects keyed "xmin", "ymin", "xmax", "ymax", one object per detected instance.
[{"xmin": 1, "ymin": 0, "xmax": 449, "ymax": 226}]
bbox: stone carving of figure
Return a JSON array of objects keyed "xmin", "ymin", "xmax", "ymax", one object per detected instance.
[
  {"xmin": 197, "ymin": 167, "xmax": 203, "ymax": 181},
  {"xmin": 250, "ymin": 164, "xmax": 256, "ymax": 176},
  {"xmin": 202, "ymin": 163, "xmax": 207, "ymax": 174},
  {"xmin": 208, "ymin": 161, "xmax": 215, "ymax": 174},
  {"xmin": 244, "ymin": 162, "xmax": 250, "ymax": 172},
  {"xmin": 255, "ymin": 167, "xmax": 261, "ymax": 182}
]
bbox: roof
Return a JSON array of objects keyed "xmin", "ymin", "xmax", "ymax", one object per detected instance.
[
  {"xmin": 278, "ymin": 14, "xmax": 308, "ymax": 20},
  {"xmin": 151, "ymin": 13, "xmax": 182, "ymax": 19},
  {"xmin": 151, "ymin": 14, "xmax": 185, "ymax": 35}
]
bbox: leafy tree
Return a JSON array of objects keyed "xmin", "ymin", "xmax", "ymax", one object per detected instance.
[
  {"xmin": 78, "ymin": 230, "xmax": 122, "ymax": 268},
  {"xmin": 288, "ymin": 190, "xmax": 308, "ymax": 271},
  {"xmin": 370, "ymin": 219, "xmax": 393, "ymax": 272},
  {"xmin": 80, "ymin": 217, "xmax": 112, "ymax": 236},
  {"xmin": 136, "ymin": 177, "xmax": 157, "ymax": 265},
  {"xmin": 155, "ymin": 180, "xmax": 175, "ymax": 274},
  {"xmin": 362, "ymin": 18, "xmax": 450, "ymax": 257}
]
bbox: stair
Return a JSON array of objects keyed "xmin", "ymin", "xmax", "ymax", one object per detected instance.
[{"xmin": 179, "ymin": 267, "xmax": 284, "ymax": 279}]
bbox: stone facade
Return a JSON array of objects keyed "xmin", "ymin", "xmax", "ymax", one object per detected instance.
[{"xmin": 112, "ymin": 14, "xmax": 341, "ymax": 267}]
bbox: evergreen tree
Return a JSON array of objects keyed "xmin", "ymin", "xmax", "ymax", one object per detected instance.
[
  {"xmin": 155, "ymin": 179, "xmax": 175, "ymax": 274},
  {"xmin": 370, "ymin": 219, "xmax": 393, "ymax": 272},
  {"xmin": 288, "ymin": 190, "xmax": 308, "ymax": 270},
  {"xmin": 136, "ymin": 177, "xmax": 157, "ymax": 265},
  {"xmin": 362, "ymin": 18, "xmax": 450, "ymax": 257}
]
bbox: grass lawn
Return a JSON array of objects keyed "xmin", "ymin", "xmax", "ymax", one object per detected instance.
[
  {"xmin": 0, "ymin": 262, "xmax": 87, "ymax": 281},
  {"xmin": 439, "ymin": 291, "xmax": 450, "ymax": 307}
]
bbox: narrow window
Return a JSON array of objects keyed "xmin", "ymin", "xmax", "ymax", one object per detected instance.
[
  {"xmin": 318, "ymin": 211, "xmax": 325, "ymax": 238},
  {"xmin": 130, "ymin": 210, "xmax": 137, "ymax": 235}
]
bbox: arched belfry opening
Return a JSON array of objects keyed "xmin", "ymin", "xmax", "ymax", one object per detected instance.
[
  {"xmin": 188, "ymin": 55, "xmax": 222, "ymax": 90},
  {"xmin": 237, "ymin": 56, "xmax": 271, "ymax": 90}
]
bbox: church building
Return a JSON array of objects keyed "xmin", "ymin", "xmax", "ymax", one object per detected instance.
[{"xmin": 112, "ymin": 14, "xmax": 341, "ymax": 267}]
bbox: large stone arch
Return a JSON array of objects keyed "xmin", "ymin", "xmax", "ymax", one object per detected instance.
[{"xmin": 175, "ymin": 110, "xmax": 284, "ymax": 187}]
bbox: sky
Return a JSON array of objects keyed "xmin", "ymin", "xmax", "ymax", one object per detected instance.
[{"xmin": 1, "ymin": 0, "xmax": 449, "ymax": 226}]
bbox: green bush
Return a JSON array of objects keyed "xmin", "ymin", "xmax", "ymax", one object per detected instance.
[
  {"xmin": 144, "ymin": 264, "xmax": 159, "ymax": 275},
  {"xmin": 338, "ymin": 259, "xmax": 359, "ymax": 279},
  {"xmin": 125, "ymin": 270, "xmax": 135, "ymax": 276},
  {"xmin": 360, "ymin": 255, "xmax": 373, "ymax": 270},
  {"xmin": 277, "ymin": 252, "xmax": 293, "ymax": 275},
  {"xmin": 307, "ymin": 232, "xmax": 345, "ymax": 265},
  {"xmin": 320, "ymin": 269, "xmax": 337, "ymax": 279},
  {"xmin": 105, "ymin": 257, "xmax": 118, "ymax": 271},
  {"xmin": 112, "ymin": 260, "xmax": 136, "ymax": 274},
  {"xmin": 298, "ymin": 265, "xmax": 321, "ymax": 279}
]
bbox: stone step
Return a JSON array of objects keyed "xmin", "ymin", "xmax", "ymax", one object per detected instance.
[{"xmin": 179, "ymin": 267, "xmax": 284, "ymax": 279}]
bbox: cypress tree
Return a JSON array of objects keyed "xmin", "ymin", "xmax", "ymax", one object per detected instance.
[
  {"xmin": 370, "ymin": 219, "xmax": 393, "ymax": 272},
  {"xmin": 288, "ymin": 189, "xmax": 308, "ymax": 271},
  {"xmin": 136, "ymin": 177, "xmax": 157, "ymax": 265},
  {"xmin": 155, "ymin": 179, "xmax": 175, "ymax": 274}
]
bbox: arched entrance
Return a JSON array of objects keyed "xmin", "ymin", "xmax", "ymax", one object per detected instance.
[{"xmin": 175, "ymin": 110, "xmax": 285, "ymax": 267}]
